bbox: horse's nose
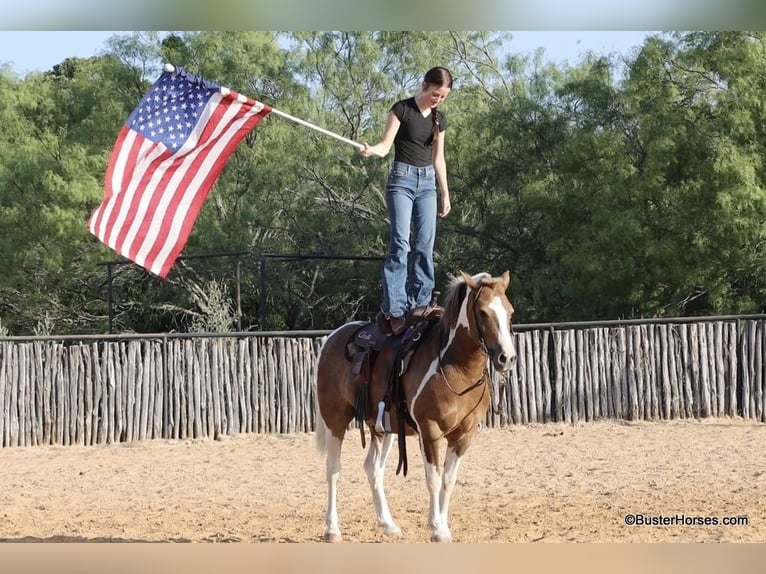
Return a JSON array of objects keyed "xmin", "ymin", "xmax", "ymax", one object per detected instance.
[{"xmin": 497, "ymin": 351, "xmax": 517, "ymax": 370}]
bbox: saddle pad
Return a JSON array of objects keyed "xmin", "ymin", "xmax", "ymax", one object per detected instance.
[{"xmin": 354, "ymin": 321, "xmax": 389, "ymax": 352}]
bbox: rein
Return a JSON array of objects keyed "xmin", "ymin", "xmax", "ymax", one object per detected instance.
[
  {"xmin": 438, "ymin": 365, "xmax": 487, "ymax": 397},
  {"xmin": 437, "ymin": 285, "xmax": 491, "ymax": 395},
  {"xmin": 437, "ymin": 284, "xmax": 509, "ymax": 414}
]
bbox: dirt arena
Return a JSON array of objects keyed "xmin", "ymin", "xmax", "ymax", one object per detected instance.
[{"xmin": 0, "ymin": 418, "xmax": 764, "ymax": 543}]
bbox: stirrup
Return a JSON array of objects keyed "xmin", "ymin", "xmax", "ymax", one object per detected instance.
[{"xmin": 375, "ymin": 401, "xmax": 386, "ymax": 433}]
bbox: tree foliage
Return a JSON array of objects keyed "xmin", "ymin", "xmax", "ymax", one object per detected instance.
[{"xmin": 2, "ymin": 31, "xmax": 766, "ymax": 334}]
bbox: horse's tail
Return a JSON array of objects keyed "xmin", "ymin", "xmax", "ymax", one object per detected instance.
[{"xmin": 314, "ymin": 399, "xmax": 328, "ymax": 455}]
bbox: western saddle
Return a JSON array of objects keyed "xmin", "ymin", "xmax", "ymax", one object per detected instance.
[{"xmin": 345, "ymin": 293, "xmax": 443, "ymax": 476}]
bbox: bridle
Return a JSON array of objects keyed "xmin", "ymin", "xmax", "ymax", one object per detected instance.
[
  {"xmin": 439, "ymin": 283, "xmax": 512, "ymax": 414},
  {"xmin": 471, "ymin": 284, "xmax": 514, "ymax": 415}
]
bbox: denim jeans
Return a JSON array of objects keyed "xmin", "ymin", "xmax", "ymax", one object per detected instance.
[{"xmin": 381, "ymin": 161, "xmax": 437, "ymax": 318}]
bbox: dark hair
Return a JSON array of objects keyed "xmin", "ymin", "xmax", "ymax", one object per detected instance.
[
  {"xmin": 423, "ymin": 67, "xmax": 453, "ymax": 144},
  {"xmin": 423, "ymin": 66, "xmax": 454, "ymax": 89}
]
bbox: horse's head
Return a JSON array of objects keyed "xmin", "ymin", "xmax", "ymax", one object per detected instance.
[{"xmin": 461, "ymin": 270, "xmax": 517, "ymax": 372}]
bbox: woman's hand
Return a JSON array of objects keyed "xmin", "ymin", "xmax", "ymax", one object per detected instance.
[
  {"xmin": 439, "ymin": 192, "xmax": 451, "ymax": 218},
  {"xmin": 358, "ymin": 142, "xmax": 374, "ymax": 158}
]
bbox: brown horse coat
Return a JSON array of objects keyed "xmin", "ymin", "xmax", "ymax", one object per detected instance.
[{"xmin": 315, "ymin": 271, "xmax": 516, "ymax": 542}]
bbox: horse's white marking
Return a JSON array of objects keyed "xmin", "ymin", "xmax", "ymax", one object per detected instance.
[
  {"xmin": 364, "ymin": 434, "xmax": 401, "ymax": 535},
  {"xmin": 410, "ymin": 285, "xmax": 471, "ymax": 420},
  {"xmin": 488, "ymin": 295, "xmax": 516, "ymax": 361},
  {"xmin": 439, "ymin": 446, "xmax": 462, "ymax": 533},
  {"xmin": 455, "ymin": 290, "xmax": 472, "ymax": 331},
  {"xmin": 410, "ymin": 284, "xmax": 473, "ymax": 542},
  {"xmin": 424, "ymin": 458, "xmax": 454, "ymax": 542},
  {"xmin": 323, "ymin": 432, "xmax": 343, "ymax": 539},
  {"xmin": 424, "ymin": 461, "xmax": 444, "ymax": 527}
]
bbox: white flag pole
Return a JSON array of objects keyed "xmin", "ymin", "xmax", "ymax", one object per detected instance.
[
  {"xmin": 163, "ymin": 63, "xmax": 377, "ymax": 155},
  {"xmin": 269, "ymin": 108, "xmax": 364, "ymax": 151}
]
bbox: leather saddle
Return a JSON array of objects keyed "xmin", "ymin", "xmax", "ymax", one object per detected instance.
[
  {"xmin": 348, "ymin": 299, "xmax": 444, "ymax": 386},
  {"xmin": 346, "ymin": 296, "xmax": 444, "ymax": 468}
]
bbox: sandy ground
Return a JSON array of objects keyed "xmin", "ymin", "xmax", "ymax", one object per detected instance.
[{"xmin": 0, "ymin": 418, "xmax": 764, "ymax": 543}]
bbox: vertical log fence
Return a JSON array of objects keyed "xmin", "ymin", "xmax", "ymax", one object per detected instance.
[
  {"xmin": 1, "ymin": 315, "xmax": 765, "ymax": 447},
  {"xmin": 484, "ymin": 316, "xmax": 766, "ymax": 428}
]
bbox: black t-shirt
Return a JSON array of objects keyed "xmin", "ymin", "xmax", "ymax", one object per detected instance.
[{"xmin": 390, "ymin": 97, "xmax": 448, "ymax": 167}]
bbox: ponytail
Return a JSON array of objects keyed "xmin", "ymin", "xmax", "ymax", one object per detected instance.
[{"xmin": 431, "ymin": 107, "xmax": 441, "ymax": 143}]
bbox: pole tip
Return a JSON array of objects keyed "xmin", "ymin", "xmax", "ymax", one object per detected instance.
[{"xmin": 163, "ymin": 63, "xmax": 176, "ymax": 73}]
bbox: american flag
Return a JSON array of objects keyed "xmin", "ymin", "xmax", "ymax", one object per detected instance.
[{"xmin": 87, "ymin": 66, "xmax": 271, "ymax": 278}]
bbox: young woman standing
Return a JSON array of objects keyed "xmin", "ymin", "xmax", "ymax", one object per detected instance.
[{"xmin": 359, "ymin": 66, "xmax": 454, "ymax": 335}]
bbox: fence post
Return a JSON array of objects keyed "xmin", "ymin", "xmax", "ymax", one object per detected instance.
[
  {"xmin": 162, "ymin": 334, "xmax": 168, "ymax": 439},
  {"xmin": 106, "ymin": 263, "xmax": 114, "ymax": 334},
  {"xmin": 258, "ymin": 256, "xmax": 267, "ymax": 330},
  {"xmin": 233, "ymin": 254, "xmax": 243, "ymax": 331}
]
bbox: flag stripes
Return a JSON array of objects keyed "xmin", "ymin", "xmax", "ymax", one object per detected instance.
[{"xmin": 88, "ymin": 68, "xmax": 271, "ymax": 278}]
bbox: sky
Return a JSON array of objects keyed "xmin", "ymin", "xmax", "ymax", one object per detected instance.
[{"xmin": 0, "ymin": 31, "xmax": 657, "ymax": 77}]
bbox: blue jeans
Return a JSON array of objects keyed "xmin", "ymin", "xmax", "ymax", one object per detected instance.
[{"xmin": 381, "ymin": 161, "xmax": 437, "ymax": 318}]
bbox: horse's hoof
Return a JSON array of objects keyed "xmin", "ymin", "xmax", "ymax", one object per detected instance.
[
  {"xmin": 382, "ymin": 524, "xmax": 402, "ymax": 537},
  {"xmin": 430, "ymin": 531, "xmax": 452, "ymax": 543},
  {"xmin": 323, "ymin": 532, "xmax": 343, "ymax": 543}
]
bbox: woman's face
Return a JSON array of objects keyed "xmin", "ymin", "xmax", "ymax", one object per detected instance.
[{"xmin": 421, "ymin": 83, "xmax": 451, "ymax": 107}]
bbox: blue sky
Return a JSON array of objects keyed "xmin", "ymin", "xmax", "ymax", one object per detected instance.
[{"xmin": 0, "ymin": 31, "xmax": 656, "ymax": 76}]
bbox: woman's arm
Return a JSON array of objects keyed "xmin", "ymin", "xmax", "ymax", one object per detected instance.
[
  {"xmin": 359, "ymin": 111, "xmax": 400, "ymax": 158},
  {"xmin": 433, "ymin": 129, "xmax": 451, "ymax": 218}
]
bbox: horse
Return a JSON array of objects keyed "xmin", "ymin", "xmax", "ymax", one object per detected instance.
[{"xmin": 314, "ymin": 270, "xmax": 517, "ymax": 542}]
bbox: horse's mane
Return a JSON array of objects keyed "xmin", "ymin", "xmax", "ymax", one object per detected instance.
[{"xmin": 441, "ymin": 272, "xmax": 492, "ymax": 331}]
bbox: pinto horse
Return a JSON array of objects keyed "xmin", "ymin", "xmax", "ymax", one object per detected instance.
[{"xmin": 315, "ymin": 271, "xmax": 516, "ymax": 542}]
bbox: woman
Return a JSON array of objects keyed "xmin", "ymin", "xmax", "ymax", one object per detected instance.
[{"xmin": 359, "ymin": 66, "xmax": 453, "ymax": 336}]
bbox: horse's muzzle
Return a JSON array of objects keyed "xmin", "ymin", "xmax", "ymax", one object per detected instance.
[{"xmin": 493, "ymin": 350, "xmax": 517, "ymax": 372}]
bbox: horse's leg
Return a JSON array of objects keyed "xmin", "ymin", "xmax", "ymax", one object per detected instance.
[
  {"xmin": 438, "ymin": 444, "xmax": 463, "ymax": 537},
  {"xmin": 322, "ymin": 426, "xmax": 345, "ymax": 542},
  {"xmin": 419, "ymin": 432, "xmax": 452, "ymax": 542},
  {"xmin": 315, "ymin": 322, "xmax": 365, "ymax": 543},
  {"xmin": 363, "ymin": 431, "xmax": 401, "ymax": 536}
]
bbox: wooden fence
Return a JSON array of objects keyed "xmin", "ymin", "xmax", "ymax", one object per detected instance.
[
  {"xmin": 1, "ymin": 317, "xmax": 765, "ymax": 447},
  {"xmin": 499, "ymin": 320, "xmax": 759, "ymax": 426}
]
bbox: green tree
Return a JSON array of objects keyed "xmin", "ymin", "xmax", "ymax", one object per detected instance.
[{"xmin": 0, "ymin": 55, "xmax": 139, "ymax": 334}]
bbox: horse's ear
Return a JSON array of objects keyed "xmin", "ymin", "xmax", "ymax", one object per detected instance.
[
  {"xmin": 461, "ymin": 271, "xmax": 478, "ymax": 290},
  {"xmin": 500, "ymin": 270, "xmax": 511, "ymax": 290}
]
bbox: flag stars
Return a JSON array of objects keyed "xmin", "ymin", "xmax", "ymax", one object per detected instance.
[{"xmin": 129, "ymin": 70, "xmax": 224, "ymax": 149}]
